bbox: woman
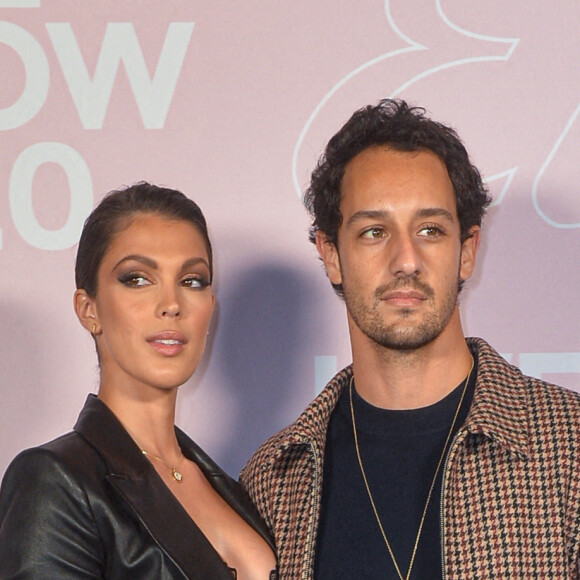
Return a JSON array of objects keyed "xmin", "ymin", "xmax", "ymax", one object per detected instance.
[{"xmin": 0, "ymin": 183, "xmax": 277, "ymax": 579}]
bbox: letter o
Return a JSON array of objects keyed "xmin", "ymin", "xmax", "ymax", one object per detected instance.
[{"xmin": 9, "ymin": 142, "xmax": 93, "ymax": 250}]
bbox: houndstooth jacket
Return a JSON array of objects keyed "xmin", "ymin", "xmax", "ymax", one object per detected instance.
[{"xmin": 240, "ymin": 337, "xmax": 580, "ymax": 579}]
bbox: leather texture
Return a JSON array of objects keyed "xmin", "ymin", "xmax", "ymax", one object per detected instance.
[{"xmin": 0, "ymin": 395, "xmax": 274, "ymax": 579}]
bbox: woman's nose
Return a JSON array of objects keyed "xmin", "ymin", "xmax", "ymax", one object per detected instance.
[{"xmin": 156, "ymin": 288, "xmax": 181, "ymax": 318}]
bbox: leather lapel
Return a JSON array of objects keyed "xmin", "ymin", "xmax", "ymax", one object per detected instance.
[
  {"xmin": 74, "ymin": 395, "xmax": 234, "ymax": 578},
  {"xmin": 107, "ymin": 471, "xmax": 233, "ymax": 578},
  {"xmin": 176, "ymin": 428, "xmax": 276, "ymax": 553}
]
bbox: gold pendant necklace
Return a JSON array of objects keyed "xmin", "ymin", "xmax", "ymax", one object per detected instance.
[
  {"xmin": 142, "ymin": 449, "xmax": 185, "ymax": 483},
  {"xmin": 349, "ymin": 361, "xmax": 473, "ymax": 580}
]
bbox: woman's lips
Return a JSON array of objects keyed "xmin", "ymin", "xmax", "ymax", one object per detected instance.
[{"xmin": 147, "ymin": 331, "xmax": 187, "ymax": 356}]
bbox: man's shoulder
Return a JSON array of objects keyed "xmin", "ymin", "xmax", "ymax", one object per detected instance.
[
  {"xmin": 239, "ymin": 418, "xmax": 308, "ymax": 496},
  {"xmin": 471, "ymin": 336, "xmax": 580, "ymax": 400},
  {"xmin": 470, "ymin": 336, "xmax": 580, "ymax": 434},
  {"xmin": 241, "ymin": 365, "xmax": 353, "ymax": 480},
  {"xmin": 240, "ymin": 393, "xmax": 329, "ymax": 477},
  {"xmin": 523, "ymin": 373, "xmax": 580, "ymax": 423}
]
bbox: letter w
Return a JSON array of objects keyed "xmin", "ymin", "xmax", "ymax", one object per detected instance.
[{"xmin": 46, "ymin": 22, "xmax": 194, "ymax": 129}]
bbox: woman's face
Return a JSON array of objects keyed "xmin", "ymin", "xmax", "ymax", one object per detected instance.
[{"xmin": 76, "ymin": 213, "xmax": 214, "ymax": 394}]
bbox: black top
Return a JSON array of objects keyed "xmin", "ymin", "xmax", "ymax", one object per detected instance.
[
  {"xmin": 315, "ymin": 358, "xmax": 477, "ymax": 579},
  {"xmin": 0, "ymin": 394, "xmax": 275, "ymax": 579}
]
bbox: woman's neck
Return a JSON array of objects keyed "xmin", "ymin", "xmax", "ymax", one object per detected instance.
[{"xmin": 98, "ymin": 383, "xmax": 181, "ymax": 461}]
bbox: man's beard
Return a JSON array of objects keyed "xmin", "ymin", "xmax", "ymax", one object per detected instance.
[{"xmin": 343, "ymin": 275, "xmax": 460, "ymax": 351}]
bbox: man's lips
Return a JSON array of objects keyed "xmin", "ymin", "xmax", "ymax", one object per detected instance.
[
  {"xmin": 380, "ymin": 289, "xmax": 428, "ymax": 307},
  {"xmin": 146, "ymin": 331, "xmax": 188, "ymax": 356},
  {"xmin": 376, "ymin": 277, "xmax": 434, "ymax": 302},
  {"xmin": 382, "ymin": 290, "xmax": 426, "ymax": 300}
]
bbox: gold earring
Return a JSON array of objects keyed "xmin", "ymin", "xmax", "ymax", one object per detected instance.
[{"xmin": 91, "ymin": 323, "xmax": 97, "ymax": 336}]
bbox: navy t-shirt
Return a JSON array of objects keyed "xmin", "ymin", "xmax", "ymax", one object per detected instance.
[{"xmin": 314, "ymin": 359, "xmax": 477, "ymax": 579}]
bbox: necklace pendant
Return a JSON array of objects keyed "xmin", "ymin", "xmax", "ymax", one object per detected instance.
[{"xmin": 172, "ymin": 469, "xmax": 183, "ymax": 482}]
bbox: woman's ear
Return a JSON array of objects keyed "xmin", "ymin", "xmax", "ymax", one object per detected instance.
[{"xmin": 74, "ymin": 289, "xmax": 100, "ymax": 335}]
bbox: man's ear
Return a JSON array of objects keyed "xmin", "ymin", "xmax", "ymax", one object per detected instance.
[
  {"xmin": 459, "ymin": 226, "xmax": 481, "ymax": 282},
  {"xmin": 315, "ymin": 231, "xmax": 342, "ymax": 287},
  {"xmin": 74, "ymin": 289, "xmax": 100, "ymax": 335}
]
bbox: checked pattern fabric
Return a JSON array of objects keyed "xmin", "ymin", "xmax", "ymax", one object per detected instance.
[{"xmin": 240, "ymin": 338, "xmax": 580, "ymax": 579}]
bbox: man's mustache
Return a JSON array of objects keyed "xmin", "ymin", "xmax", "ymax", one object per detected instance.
[{"xmin": 375, "ymin": 277, "xmax": 435, "ymax": 300}]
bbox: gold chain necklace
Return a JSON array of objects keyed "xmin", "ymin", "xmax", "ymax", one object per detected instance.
[
  {"xmin": 141, "ymin": 449, "xmax": 185, "ymax": 483},
  {"xmin": 349, "ymin": 361, "xmax": 473, "ymax": 580}
]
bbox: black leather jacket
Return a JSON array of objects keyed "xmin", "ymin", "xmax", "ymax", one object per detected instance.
[{"xmin": 0, "ymin": 395, "xmax": 275, "ymax": 578}]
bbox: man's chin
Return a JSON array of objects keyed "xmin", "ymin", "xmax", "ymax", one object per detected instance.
[{"xmin": 365, "ymin": 324, "xmax": 444, "ymax": 351}]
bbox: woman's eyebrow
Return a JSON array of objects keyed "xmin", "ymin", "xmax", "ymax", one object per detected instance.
[{"xmin": 111, "ymin": 254, "xmax": 157, "ymax": 271}]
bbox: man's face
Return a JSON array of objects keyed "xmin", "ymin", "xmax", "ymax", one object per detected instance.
[{"xmin": 317, "ymin": 146, "xmax": 479, "ymax": 351}]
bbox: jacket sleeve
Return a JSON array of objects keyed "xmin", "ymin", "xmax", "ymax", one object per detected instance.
[{"xmin": 0, "ymin": 448, "xmax": 104, "ymax": 578}]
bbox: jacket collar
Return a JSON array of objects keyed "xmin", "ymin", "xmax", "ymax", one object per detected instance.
[
  {"xmin": 291, "ymin": 365, "xmax": 351, "ymax": 450},
  {"xmin": 259, "ymin": 365, "xmax": 352, "ymax": 467},
  {"xmin": 269, "ymin": 337, "xmax": 530, "ymax": 462},
  {"xmin": 464, "ymin": 337, "xmax": 529, "ymax": 457},
  {"xmin": 74, "ymin": 395, "xmax": 274, "ymax": 576}
]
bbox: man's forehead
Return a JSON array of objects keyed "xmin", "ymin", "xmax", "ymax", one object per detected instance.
[{"xmin": 340, "ymin": 150, "xmax": 456, "ymax": 219}]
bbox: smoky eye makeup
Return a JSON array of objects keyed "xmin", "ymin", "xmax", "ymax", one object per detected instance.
[
  {"xmin": 180, "ymin": 272, "xmax": 211, "ymax": 289},
  {"xmin": 112, "ymin": 255, "xmax": 211, "ymax": 289},
  {"xmin": 179, "ymin": 257, "xmax": 212, "ymax": 289},
  {"xmin": 117, "ymin": 271, "xmax": 151, "ymax": 287}
]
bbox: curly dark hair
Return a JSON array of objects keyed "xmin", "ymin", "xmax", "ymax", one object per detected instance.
[{"xmin": 303, "ymin": 99, "xmax": 492, "ymax": 296}]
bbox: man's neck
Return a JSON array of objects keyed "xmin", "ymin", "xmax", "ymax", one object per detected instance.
[{"xmin": 349, "ymin": 317, "xmax": 473, "ymax": 410}]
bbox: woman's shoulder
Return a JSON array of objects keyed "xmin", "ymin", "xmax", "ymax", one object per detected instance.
[
  {"xmin": 23, "ymin": 429, "xmax": 84, "ymax": 455},
  {"xmin": 1, "ymin": 432, "xmax": 100, "ymax": 522},
  {"xmin": 2, "ymin": 430, "xmax": 105, "ymax": 497},
  {"xmin": 0, "ymin": 430, "xmax": 108, "ymax": 539},
  {"xmin": 12, "ymin": 429, "xmax": 88, "ymax": 461},
  {"xmin": 0, "ymin": 434, "xmax": 106, "ymax": 577}
]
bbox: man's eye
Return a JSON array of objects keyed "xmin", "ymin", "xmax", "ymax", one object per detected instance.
[
  {"xmin": 419, "ymin": 225, "xmax": 444, "ymax": 237},
  {"xmin": 361, "ymin": 227, "xmax": 386, "ymax": 239}
]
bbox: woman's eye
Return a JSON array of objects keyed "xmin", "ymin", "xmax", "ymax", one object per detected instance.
[
  {"xmin": 118, "ymin": 273, "xmax": 151, "ymax": 287},
  {"xmin": 361, "ymin": 227, "xmax": 386, "ymax": 239},
  {"xmin": 181, "ymin": 276, "xmax": 209, "ymax": 289}
]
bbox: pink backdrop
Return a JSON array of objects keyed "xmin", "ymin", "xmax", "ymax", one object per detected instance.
[{"xmin": 1, "ymin": 0, "xmax": 579, "ymax": 478}]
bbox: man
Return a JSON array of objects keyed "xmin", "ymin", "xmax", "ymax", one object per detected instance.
[{"xmin": 240, "ymin": 99, "xmax": 580, "ymax": 579}]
